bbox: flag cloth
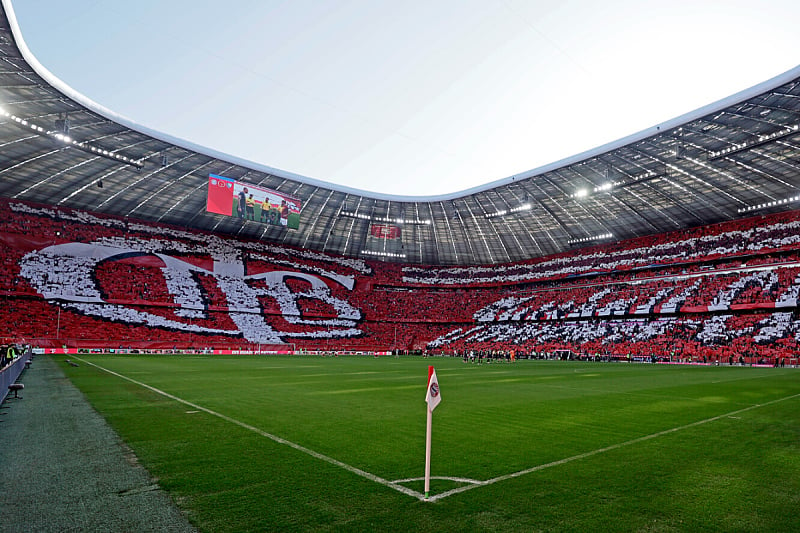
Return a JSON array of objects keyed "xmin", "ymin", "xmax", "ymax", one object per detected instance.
[
  {"xmin": 425, "ymin": 367, "xmax": 441, "ymax": 411},
  {"xmin": 206, "ymin": 174, "xmax": 235, "ymax": 216}
]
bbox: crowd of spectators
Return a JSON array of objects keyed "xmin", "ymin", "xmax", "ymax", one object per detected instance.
[
  {"xmin": 2, "ymin": 197, "xmax": 800, "ymax": 361},
  {"xmin": 401, "ymin": 211, "xmax": 800, "ymax": 287}
]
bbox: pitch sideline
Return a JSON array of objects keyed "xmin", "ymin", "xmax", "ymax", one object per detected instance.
[
  {"xmin": 74, "ymin": 357, "xmax": 799, "ymax": 503},
  {"xmin": 426, "ymin": 390, "xmax": 800, "ymax": 502},
  {"xmin": 73, "ymin": 357, "xmax": 426, "ymax": 500}
]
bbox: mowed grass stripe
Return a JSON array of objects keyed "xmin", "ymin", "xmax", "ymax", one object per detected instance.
[
  {"xmin": 73, "ymin": 357, "xmax": 797, "ymax": 491},
  {"xmin": 73, "ymin": 356, "xmax": 426, "ymax": 501},
  {"xmin": 61, "ymin": 356, "xmax": 800, "ymax": 530},
  {"xmin": 427, "ymin": 388, "xmax": 800, "ymax": 502}
]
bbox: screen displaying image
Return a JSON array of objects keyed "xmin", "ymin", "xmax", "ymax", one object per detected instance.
[{"xmin": 206, "ymin": 174, "xmax": 301, "ymax": 229}]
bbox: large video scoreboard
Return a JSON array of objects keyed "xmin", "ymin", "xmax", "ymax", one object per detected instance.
[{"xmin": 206, "ymin": 174, "xmax": 301, "ymax": 229}]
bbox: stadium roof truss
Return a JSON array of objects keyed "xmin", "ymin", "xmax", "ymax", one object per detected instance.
[{"xmin": 2, "ymin": 1, "xmax": 800, "ymax": 266}]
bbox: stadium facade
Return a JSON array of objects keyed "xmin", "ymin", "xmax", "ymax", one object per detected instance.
[{"xmin": 2, "ymin": 1, "xmax": 800, "ymax": 267}]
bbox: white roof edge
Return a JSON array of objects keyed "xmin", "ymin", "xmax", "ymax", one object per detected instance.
[
  {"xmin": 5, "ymin": 0, "xmax": 800, "ymax": 204},
  {"xmin": 461, "ymin": 62, "xmax": 800, "ymax": 200}
]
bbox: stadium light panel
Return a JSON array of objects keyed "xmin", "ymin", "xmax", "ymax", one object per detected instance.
[
  {"xmin": 360, "ymin": 249, "xmax": 407, "ymax": 259},
  {"xmin": 484, "ymin": 202, "xmax": 531, "ymax": 219},
  {"xmin": 339, "ymin": 210, "xmax": 430, "ymax": 225},
  {"xmin": 708, "ymin": 124, "xmax": 800, "ymax": 159},
  {"xmin": 737, "ymin": 193, "xmax": 800, "ymax": 214},
  {"xmin": 1, "ymin": 109, "xmax": 144, "ymax": 167},
  {"xmin": 567, "ymin": 232, "xmax": 613, "ymax": 245}
]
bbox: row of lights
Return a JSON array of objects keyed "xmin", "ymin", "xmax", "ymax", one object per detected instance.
[
  {"xmin": 566, "ymin": 232, "xmax": 613, "ymax": 245},
  {"xmin": 708, "ymin": 124, "xmax": 799, "ymax": 159},
  {"xmin": 339, "ymin": 210, "xmax": 431, "ymax": 225},
  {"xmin": 484, "ymin": 203, "xmax": 532, "ymax": 219},
  {"xmin": 630, "ymin": 169, "xmax": 659, "ymax": 182},
  {"xmin": 570, "ymin": 169, "xmax": 661, "ymax": 200},
  {"xmin": 593, "ymin": 182, "xmax": 616, "ymax": 193},
  {"xmin": 0, "ymin": 106, "xmax": 144, "ymax": 168},
  {"xmin": 737, "ymin": 195, "xmax": 800, "ymax": 214},
  {"xmin": 360, "ymin": 249, "xmax": 407, "ymax": 259},
  {"xmin": 571, "ymin": 180, "xmax": 621, "ymax": 199}
]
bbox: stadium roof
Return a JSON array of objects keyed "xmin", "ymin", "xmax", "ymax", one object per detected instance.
[{"xmin": 2, "ymin": 1, "xmax": 800, "ymax": 266}]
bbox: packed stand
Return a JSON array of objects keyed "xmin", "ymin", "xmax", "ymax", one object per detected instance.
[{"xmin": 1, "ymin": 197, "xmax": 800, "ymax": 362}]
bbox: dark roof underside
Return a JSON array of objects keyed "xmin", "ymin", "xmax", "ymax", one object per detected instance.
[{"xmin": 2, "ymin": 5, "xmax": 800, "ymax": 266}]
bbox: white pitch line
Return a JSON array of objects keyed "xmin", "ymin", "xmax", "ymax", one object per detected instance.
[
  {"xmin": 426, "ymin": 391, "xmax": 800, "ymax": 502},
  {"xmin": 73, "ymin": 357, "xmax": 425, "ymax": 500},
  {"xmin": 73, "ymin": 357, "xmax": 800, "ymax": 504}
]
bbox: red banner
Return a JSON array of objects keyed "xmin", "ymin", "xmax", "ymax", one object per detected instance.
[
  {"xmin": 206, "ymin": 175, "xmax": 235, "ymax": 215},
  {"xmin": 370, "ymin": 224, "xmax": 401, "ymax": 239}
]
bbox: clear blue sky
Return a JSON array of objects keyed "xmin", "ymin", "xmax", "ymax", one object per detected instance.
[{"xmin": 11, "ymin": 0, "xmax": 800, "ymax": 196}]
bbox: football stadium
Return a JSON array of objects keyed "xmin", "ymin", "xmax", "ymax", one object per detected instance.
[{"xmin": 1, "ymin": 2, "xmax": 800, "ymax": 531}]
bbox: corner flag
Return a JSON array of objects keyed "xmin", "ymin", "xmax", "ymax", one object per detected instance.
[
  {"xmin": 424, "ymin": 366, "xmax": 440, "ymax": 499},
  {"xmin": 425, "ymin": 366, "xmax": 441, "ymax": 411}
]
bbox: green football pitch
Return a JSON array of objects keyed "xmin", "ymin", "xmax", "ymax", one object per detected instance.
[{"xmin": 60, "ymin": 354, "xmax": 800, "ymax": 532}]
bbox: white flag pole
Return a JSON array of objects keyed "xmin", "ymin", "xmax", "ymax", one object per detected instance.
[{"xmin": 424, "ymin": 400, "xmax": 433, "ymax": 499}]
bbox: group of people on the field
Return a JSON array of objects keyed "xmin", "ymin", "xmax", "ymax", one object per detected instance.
[{"xmin": 459, "ymin": 349, "xmax": 517, "ymax": 363}]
